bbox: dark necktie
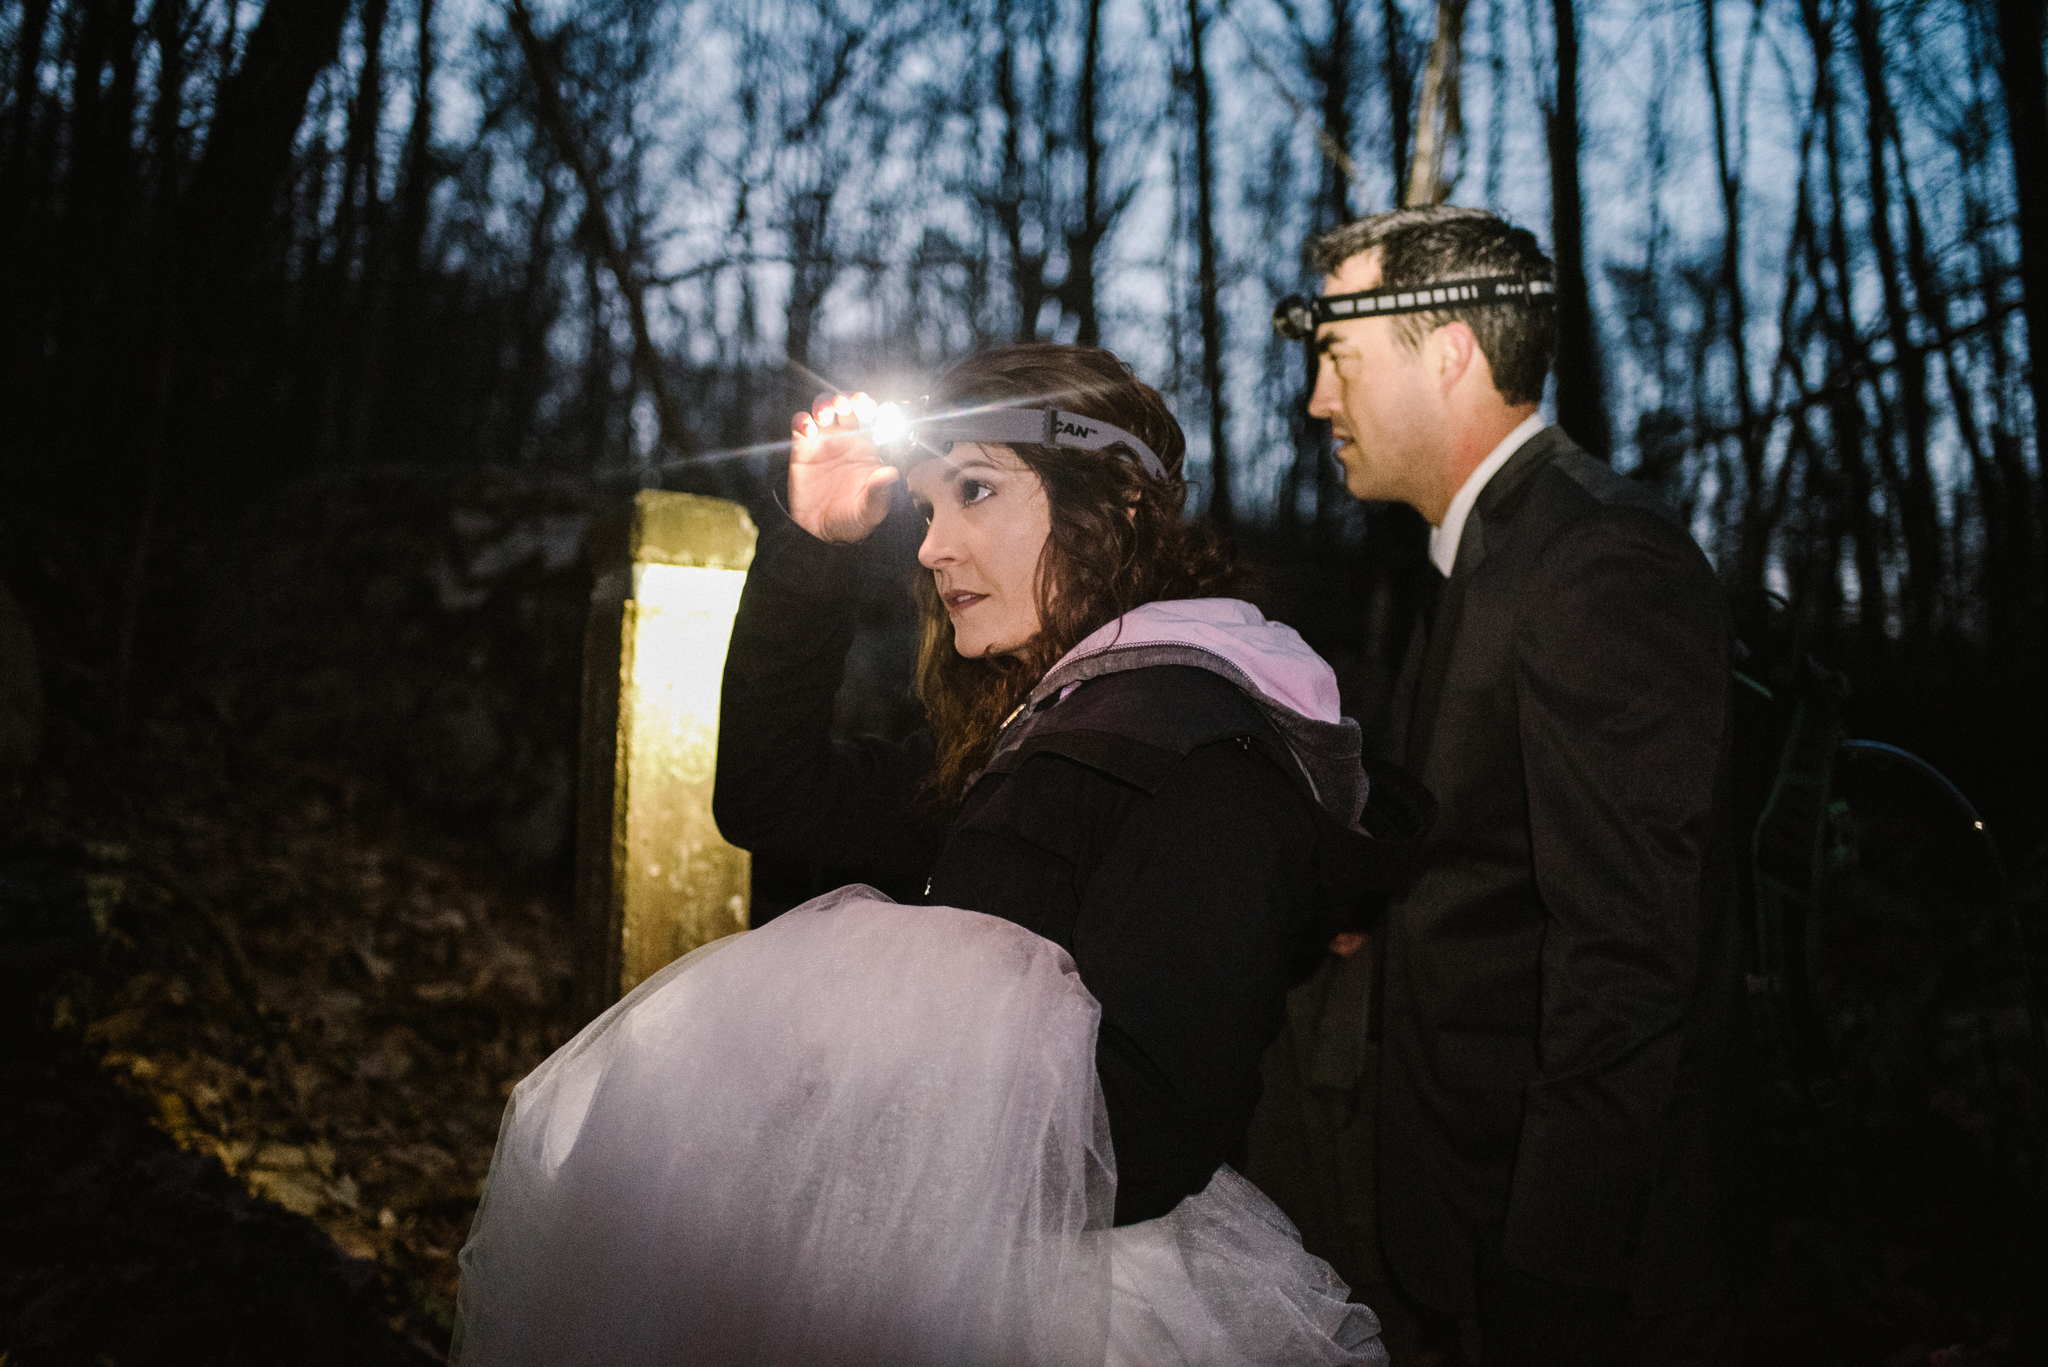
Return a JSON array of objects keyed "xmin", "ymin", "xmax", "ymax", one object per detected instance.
[{"xmin": 1419, "ymin": 564, "xmax": 1447, "ymax": 646}]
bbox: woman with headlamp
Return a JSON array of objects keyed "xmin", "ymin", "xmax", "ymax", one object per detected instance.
[{"xmin": 452, "ymin": 345, "xmax": 1430, "ymax": 1367}]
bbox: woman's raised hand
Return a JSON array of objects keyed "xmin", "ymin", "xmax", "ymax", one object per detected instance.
[{"xmin": 789, "ymin": 392, "xmax": 901, "ymax": 544}]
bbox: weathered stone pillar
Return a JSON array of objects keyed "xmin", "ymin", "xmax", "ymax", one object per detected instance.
[{"xmin": 575, "ymin": 492, "xmax": 756, "ymax": 1018}]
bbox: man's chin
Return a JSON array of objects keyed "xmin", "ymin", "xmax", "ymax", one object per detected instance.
[{"xmin": 1339, "ymin": 471, "xmax": 1385, "ymax": 503}]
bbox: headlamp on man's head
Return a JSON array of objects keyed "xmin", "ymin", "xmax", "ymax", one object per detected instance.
[
  {"xmin": 1271, "ymin": 274, "xmax": 1557, "ymax": 342},
  {"xmin": 863, "ymin": 399, "xmax": 1171, "ymax": 482}
]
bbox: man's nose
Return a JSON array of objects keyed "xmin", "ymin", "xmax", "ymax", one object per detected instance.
[{"xmin": 1306, "ymin": 358, "xmax": 1339, "ymax": 419}]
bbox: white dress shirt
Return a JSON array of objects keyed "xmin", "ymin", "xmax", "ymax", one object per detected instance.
[{"xmin": 1427, "ymin": 413, "xmax": 1547, "ymax": 577}]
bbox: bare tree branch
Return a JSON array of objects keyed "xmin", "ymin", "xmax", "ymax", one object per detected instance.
[{"xmin": 507, "ymin": 0, "xmax": 695, "ymax": 464}]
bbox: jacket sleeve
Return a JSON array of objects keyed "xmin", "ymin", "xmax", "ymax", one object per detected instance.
[
  {"xmin": 712, "ymin": 515, "xmax": 944, "ymax": 882},
  {"xmin": 1070, "ymin": 740, "xmax": 1323, "ymax": 1224},
  {"xmin": 1499, "ymin": 505, "xmax": 1731, "ymax": 1292}
]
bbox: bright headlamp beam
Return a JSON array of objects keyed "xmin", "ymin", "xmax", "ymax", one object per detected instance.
[
  {"xmin": 1271, "ymin": 274, "xmax": 1557, "ymax": 341},
  {"xmin": 869, "ymin": 401, "xmax": 911, "ymax": 449}
]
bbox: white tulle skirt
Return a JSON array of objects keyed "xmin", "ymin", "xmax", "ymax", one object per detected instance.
[{"xmin": 454, "ymin": 886, "xmax": 1384, "ymax": 1367}]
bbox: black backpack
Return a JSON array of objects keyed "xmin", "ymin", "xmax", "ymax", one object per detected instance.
[{"xmin": 1731, "ymin": 597, "xmax": 2048, "ymax": 1203}]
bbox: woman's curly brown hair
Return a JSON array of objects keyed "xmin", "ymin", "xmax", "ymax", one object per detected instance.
[{"xmin": 914, "ymin": 344, "xmax": 1240, "ymax": 800}]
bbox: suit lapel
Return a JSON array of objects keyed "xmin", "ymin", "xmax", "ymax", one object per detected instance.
[
  {"xmin": 1405, "ymin": 562, "xmax": 1467, "ymax": 769},
  {"xmin": 1402, "ymin": 427, "xmax": 1565, "ymax": 770},
  {"xmin": 1390, "ymin": 600, "xmax": 1429, "ymax": 765}
]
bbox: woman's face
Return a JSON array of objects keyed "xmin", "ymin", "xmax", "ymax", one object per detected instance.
[{"xmin": 907, "ymin": 442, "xmax": 1052, "ymax": 659}]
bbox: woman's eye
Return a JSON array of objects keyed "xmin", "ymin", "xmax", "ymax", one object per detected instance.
[{"xmin": 958, "ymin": 479, "xmax": 993, "ymax": 506}]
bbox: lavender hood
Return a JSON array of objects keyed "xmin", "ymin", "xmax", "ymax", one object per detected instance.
[{"xmin": 1015, "ymin": 598, "xmax": 1370, "ymax": 826}]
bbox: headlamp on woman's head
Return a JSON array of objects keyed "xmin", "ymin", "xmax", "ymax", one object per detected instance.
[
  {"xmin": 864, "ymin": 399, "xmax": 1171, "ymax": 482},
  {"xmin": 1270, "ymin": 274, "xmax": 1557, "ymax": 342}
]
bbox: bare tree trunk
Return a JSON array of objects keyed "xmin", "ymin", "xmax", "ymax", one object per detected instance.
[
  {"xmin": 145, "ymin": 0, "xmax": 190, "ymax": 314},
  {"xmin": 1701, "ymin": 0, "xmax": 1762, "ymax": 580},
  {"xmin": 64, "ymin": 0, "xmax": 140, "ymax": 392},
  {"xmin": 1186, "ymin": 0, "xmax": 1233, "ymax": 527},
  {"xmin": 1546, "ymin": 0, "xmax": 1607, "ymax": 459},
  {"xmin": 991, "ymin": 0, "xmax": 1049, "ymax": 341},
  {"xmin": 182, "ymin": 0, "xmax": 354, "ymax": 302},
  {"xmin": 0, "ymin": 0, "xmax": 51, "ymax": 418},
  {"xmin": 1807, "ymin": 0, "xmax": 1889, "ymax": 650},
  {"xmin": 364, "ymin": 0, "xmax": 435, "ymax": 464},
  {"xmin": 1314, "ymin": 0, "xmax": 1360, "ymax": 546},
  {"xmin": 1850, "ymin": 0, "xmax": 1940, "ymax": 641},
  {"xmin": 1995, "ymin": 0, "xmax": 2048, "ymax": 459},
  {"xmin": 507, "ymin": 176, "xmax": 562, "ymax": 463},
  {"xmin": 580, "ymin": 249, "xmax": 613, "ymax": 468},
  {"xmin": 1278, "ymin": 0, "xmax": 1363, "ymax": 548},
  {"xmin": 783, "ymin": 188, "xmax": 834, "ymax": 380},
  {"xmin": 1316, "ymin": 0, "xmax": 1361, "ymax": 225},
  {"xmin": 1641, "ymin": 33, "xmax": 1673, "ymax": 416},
  {"xmin": 118, "ymin": 0, "xmax": 192, "ymax": 716},
  {"xmin": 1063, "ymin": 0, "xmax": 1107, "ymax": 347},
  {"xmin": 148, "ymin": 0, "xmax": 187, "ymax": 217},
  {"xmin": 2, "ymin": 0, "xmax": 53, "ymax": 197},
  {"xmin": 1964, "ymin": 69, "xmax": 2044, "ymax": 654},
  {"xmin": 336, "ymin": 0, "xmax": 387, "ymax": 282},
  {"xmin": 1484, "ymin": 0, "xmax": 1506, "ymax": 204},
  {"xmin": 509, "ymin": 0, "xmax": 693, "ymax": 465},
  {"xmin": 323, "ymin": 0, "xmax": 387, "ymax": 463},
  {"xmin": 1896, "ymin": 118, "xmax": 2017, "ymax": 650},
  {"xmin": 1746, "ymin": 96, "xmax": 1830, "ymax": 604},
  {"xmin": 398, "ymin": 0, "xmax": 436, "ymax": 282},
  {"xmin": 1406, "ymin": 0, "xmax": 1469, "ymax": 206},
  {"xmin": 1382, "ymin": 0, "xmax": 1414, "ymax": 195},
  {"xmin": 118, "ymin": 0, "xmax": 353, "ymax": 707}
]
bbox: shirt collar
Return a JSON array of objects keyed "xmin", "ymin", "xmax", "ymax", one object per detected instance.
[{"xmin": 1427, "ymin": 412, "xmax": 1546, "ymax": 577}]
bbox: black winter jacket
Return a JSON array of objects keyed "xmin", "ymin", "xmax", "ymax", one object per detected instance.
[{"xmin": 714, "ymin": 517, "xmax": 1430, "ymax": 1224}]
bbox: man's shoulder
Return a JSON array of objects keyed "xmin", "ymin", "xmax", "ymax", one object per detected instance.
[
  {"xmin": 1495, "ymin": 429, "xmax": 1705, "ymax": 566},
  {"xmin": 1508, "ymin": 428, "xmax": 1678, "ymax": 520}
]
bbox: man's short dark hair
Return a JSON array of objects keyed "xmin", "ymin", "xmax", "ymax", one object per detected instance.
[{"xmin": 1309, "ymin": 207, "xmax": 1556, "ymax": 406}]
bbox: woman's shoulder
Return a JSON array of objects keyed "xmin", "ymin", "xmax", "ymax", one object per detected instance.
[
  {"xmin": 1043, "ymin": 597, "xmax": 1343, "ymax": 726},
  {"xmin": 985, "ymin": 664, "xmax": 1305, "ymax": 801},
  {"xmin": 1050, "ymin": 662, "xmax": 1272, "ymax": 743}
]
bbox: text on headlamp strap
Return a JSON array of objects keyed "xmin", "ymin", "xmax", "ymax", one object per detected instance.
[
  {"xmin": 1273, "ymin": 274, "xmax": 1557, "ymax": 340},
  {"xmin": 919, "ymin": 408, "xmax": 1169, "ymax": 481},
  {"xmin": 1322, "ymin": 276, "xmax": 1554, "ymax": 318}
]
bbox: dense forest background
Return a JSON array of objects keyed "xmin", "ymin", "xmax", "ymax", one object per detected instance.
[
  {"xmin": 5, "ymin": 0, "xmax": 2047, "ymax": 657},
  {"xmin": 5, "ymin": 0, "xmax": 2048, "ymax": 699},
  {"xmin": 4, "ymin": 0, "xmax": 2048, "ymax": 795},
  {"xmin": 3, "ymin": 0, "xmax": 2047, "ymax": 1359}
]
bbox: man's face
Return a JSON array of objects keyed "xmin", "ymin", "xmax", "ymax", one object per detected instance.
[{"xmin": 1305, "ymin": 249, "xmax": 1450, "ymax": 517}]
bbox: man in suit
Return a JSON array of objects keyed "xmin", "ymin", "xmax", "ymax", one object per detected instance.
[{"xmin": 1248, "ymin": 207, "xmax": 1744, "ymax": 1366}]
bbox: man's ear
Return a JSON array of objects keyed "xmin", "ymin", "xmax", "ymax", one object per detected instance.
[{"xmin": 1433, "ymin": 321, "xmax": 1479, "ymax": 397}]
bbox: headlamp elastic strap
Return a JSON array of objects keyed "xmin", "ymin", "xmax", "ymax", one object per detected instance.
[
  {"xmin": 914, "ymin": 407, "xmax": 1170, "ymax": 481},
  {"xmin": 1272, "ymin": 274, "xmax": 1557, "ymax": 340}
]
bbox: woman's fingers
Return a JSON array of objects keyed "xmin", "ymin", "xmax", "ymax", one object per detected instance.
[
  {"xmin": 788, "ymin": 392, "xmax": 895, "ymax": 543},
  {"xmin": 807, "ymin": 391, "xmax": 879, "ymax": 432}
]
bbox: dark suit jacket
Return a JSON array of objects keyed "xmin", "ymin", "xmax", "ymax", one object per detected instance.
[{"xmin": 1375, "ymin": 425, "xmax": 1742, "ymax": 1316}]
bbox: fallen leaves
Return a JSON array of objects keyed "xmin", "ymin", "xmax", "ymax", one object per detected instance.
[{"xmin": 28, "ymin": 719, "xmax": 580, "ymax": 1353}]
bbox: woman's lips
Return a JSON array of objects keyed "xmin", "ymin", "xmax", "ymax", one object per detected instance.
[{"xmin": 942, "ymin": 590, "xmax": 986, "ymax": 614}]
